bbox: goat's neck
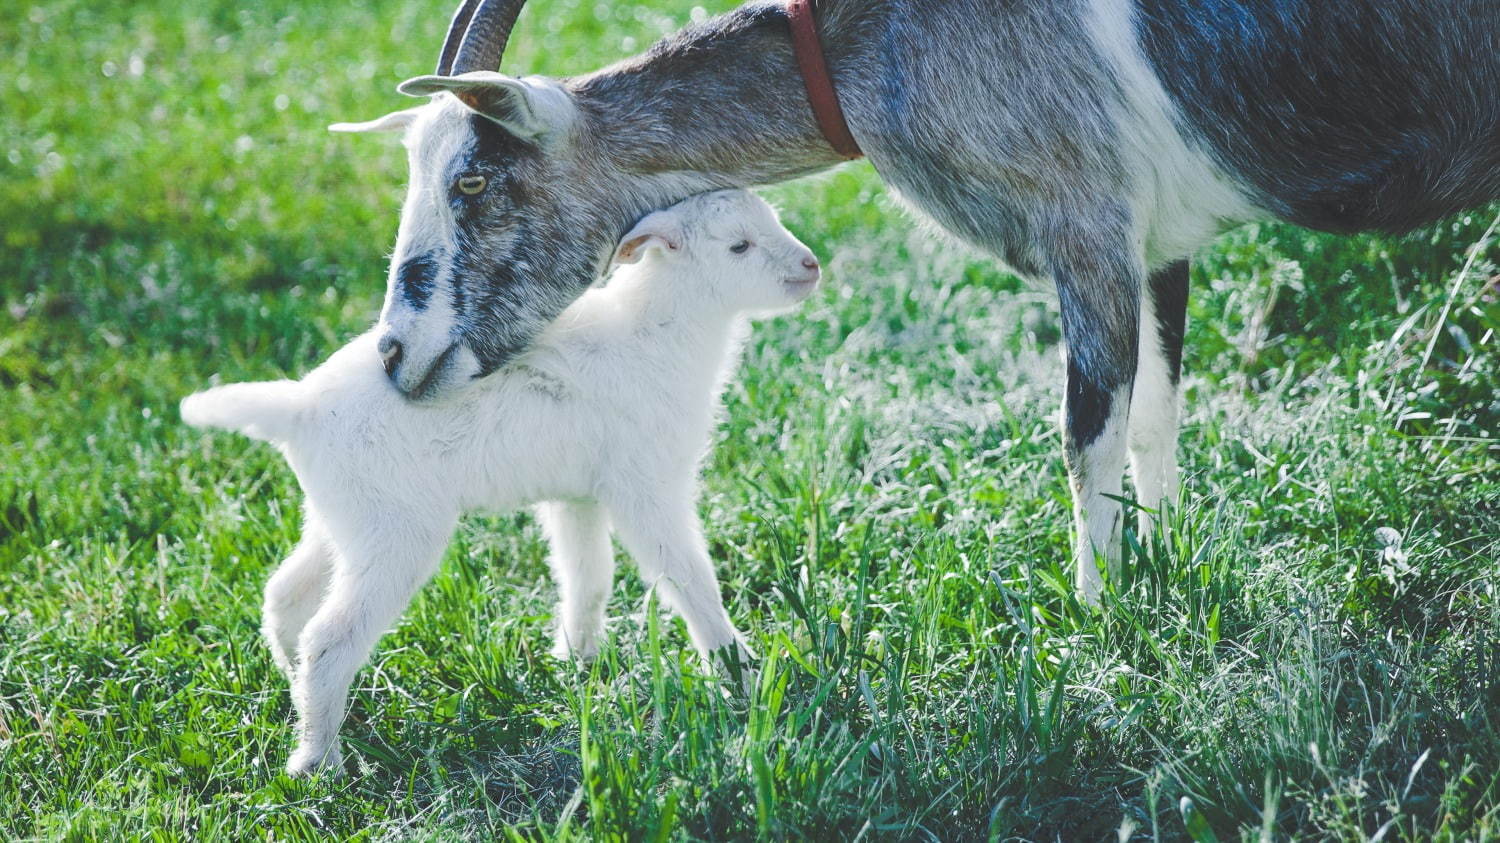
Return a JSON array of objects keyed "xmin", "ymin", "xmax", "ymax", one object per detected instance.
[{"xmin": 573, "ymin": 3, "xmax": 857, "ymax": 196}]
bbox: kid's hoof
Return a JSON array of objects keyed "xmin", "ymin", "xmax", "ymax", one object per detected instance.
[
  {"xmin": 712, "ymin": 643, "xmax": 759, "ymax": 694},
  {"xmin": 551, "ymin": 635, "xmax": 600, "ymax": 664},
  {"xmin": 285, "ymin": 745, "xmax": 344, "ymax": 778}
]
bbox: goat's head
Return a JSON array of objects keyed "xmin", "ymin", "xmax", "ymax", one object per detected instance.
[
  {"xmin": 612, "ymin": 190, "xmax": 821, "ymax": 316},
  {"xmin": 332, "ymin": 0, "xmax": 625, "ymax": 401}
]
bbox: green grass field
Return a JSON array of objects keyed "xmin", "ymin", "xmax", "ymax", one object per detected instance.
[{"xmin": 3, "ymin": 0, "xmax": 1498, "ymax": 838}]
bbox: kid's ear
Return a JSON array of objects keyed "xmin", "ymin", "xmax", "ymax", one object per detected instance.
[{"xmin": 613, "ymin": 212, "xmax": 683, "ymax": 265}]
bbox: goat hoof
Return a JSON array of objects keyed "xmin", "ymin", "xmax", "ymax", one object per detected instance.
[
  {"xmin": 551, "ymin": 633, "xmax": 601, "ymax": 664},
  {"xmin": 285, "ymin": 744, "xmax": 344, "ymax": 778}
]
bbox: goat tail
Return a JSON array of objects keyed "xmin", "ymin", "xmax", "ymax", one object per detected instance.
[{"xmin": 180, "ymin": 380, "xmax": 309, "ymax": 444}]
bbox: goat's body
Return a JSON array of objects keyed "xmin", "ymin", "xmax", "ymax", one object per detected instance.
[
  {"xmin": 1136, "ymin": 0, "xmax": 1500, "ymax": 235},
  {"xmin": 833, "ymin": 0, "xmax": 1500, "ymax": 263},
  {"xmin": 192, "ymin": 270, "xmax": 743, "ymax": 574},
  {"xmin": 186, "ymin": 190, "xmax": 813, "ymax": 776},
  {"xmin": 240, "ymin": 301, "xmax": 736, "ymax": 527},
  {"xmin": 190, "ymin": 295, "xmax": 747, "ymax": 776},
  {"xmin": 801, "ymin": 0, "xmax": 1500, "ymax": 597}
]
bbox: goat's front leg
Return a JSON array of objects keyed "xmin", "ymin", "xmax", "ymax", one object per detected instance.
[
  {"xmin": 536, "ymin": 500, "xmax": 616, "ymax": 662},
  {"xmin": 1052, "ymin": 236, "xmax": 1141, "ymax": 606},
  {"xmin": 285, "ymin": 514, "xmax": 452, "ymax": 777},
  {"xmin": 607, "ymin": 495, "xmax": 751, "ymax": 666},
  {"xmin": 1128, "ymin": 260, "xmax": 1189, "ymax": 534},
  {"xmin": 263, "ymin": 510, "xmax": 334, "ymax": 681}
]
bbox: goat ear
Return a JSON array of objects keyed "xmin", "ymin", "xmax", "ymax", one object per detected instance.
[
  {"xmin": 328, "ymin": 107, "xmax": 424, "ymax": 134},
  {"xmin": 612, "ymin": 213, "xmax": 683, "ymax": 266},
  {"xmin": 612, "ymin": 233, "xmax": 675, "ymax": 265},
  {"xmin": 397, "ymin": 72, "xmax": 574, "ymax": 140}
]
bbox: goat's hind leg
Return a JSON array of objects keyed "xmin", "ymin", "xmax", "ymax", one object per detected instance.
[
  {"xmin": 263, "ymin": 512, "xmax": 334, "ymax": 681},
  {"xmin": 536, "ymin": 500, "xmax": 616, "ymax": 662},
  {"xmin": 285, "ymin": 513, "xmax": 453, "ymax": 777}
]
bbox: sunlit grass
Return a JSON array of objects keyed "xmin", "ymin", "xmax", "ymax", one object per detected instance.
[{"xmin": 2, "ymin": 0, "xmax": 1498, "ymax": 838}]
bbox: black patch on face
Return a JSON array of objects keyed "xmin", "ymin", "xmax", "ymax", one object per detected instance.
[
  {"xmin": 1137, "ymin": 0, "xmax": 1500, "ymax": 234},
  {"xmin": 1148, "ymin": 260, "xmax": 1189, "ymax": 385},
  {"xmin": 469, "ymin": 337, "xmax": 521, "ymax": 380},
  {"xmin": 459, "ymin": 246, "xmax": 520, "ymax": 377},
  {"xmin": 1066, "ymin": 357, "xmax": 1114, "ymax": 451},
  {"xmin": 467, "ymin": 113, "xmax": 534, "ymax": 166},
  {"xmin": 448, "ymin": 253, "xmax": 467, "ymax": 317},
  {"xmin": 395, "ymin": 254, "xmax": 438, "ymax": 310}
]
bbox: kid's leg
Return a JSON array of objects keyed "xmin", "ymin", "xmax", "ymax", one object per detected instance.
[
  {"xmin": 285, "ymin": 514, "xmax": 453, "ymax": 776},
  {"xmin": 263, "ymin": 512, "xmax": 334, "ymax": 680},
  {"xmin": 608, "ymin": 496, "xmax": 751, "ymax": 665},
  {"xmin": 536, "ymin": 500, "xmax": 616, "ymax": 661}
]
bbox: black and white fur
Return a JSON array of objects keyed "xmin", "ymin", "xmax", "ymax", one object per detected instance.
[
  {"xmin": 182, "ymin": 191, "xmax": 821, "ymax": 775},
  {"xmin": 334, "ymin": 0, "xmax": 1500, "ymax": 602}
]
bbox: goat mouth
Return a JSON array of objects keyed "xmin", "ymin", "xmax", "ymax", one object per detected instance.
[{"xmin": 403, "ymin": 343, "xmax": 459, "ymax": 403}]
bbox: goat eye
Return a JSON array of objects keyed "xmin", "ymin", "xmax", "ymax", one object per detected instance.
[
  {"xmin": 729, "ymin": 240, "xmax": 751, "ymax": 254},
  {"xmin": 457, "ymin": 174, "xmax": 487, "ymax": 195}
]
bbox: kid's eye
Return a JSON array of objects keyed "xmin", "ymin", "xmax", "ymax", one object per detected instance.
[
  {"xmin": 729, "ymin": 240, "xmax": 751, "ymax": 254},
  {"xmin": 457, "ymin": 174, "xmax": 487, "ymax": 195}
]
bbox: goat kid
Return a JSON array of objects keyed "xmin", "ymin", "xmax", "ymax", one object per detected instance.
[{"xmin": 182, "ymin": 190, "xmax": 820, "ymax": 776}]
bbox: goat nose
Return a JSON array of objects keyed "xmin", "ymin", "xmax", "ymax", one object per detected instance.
[
  {"xmin": 802, "ymin": 256, "xmax": 820, "ymax": 271},
  {"xmin": 378, "ymin": 334, "xmax": 404, "ymax": 378}
]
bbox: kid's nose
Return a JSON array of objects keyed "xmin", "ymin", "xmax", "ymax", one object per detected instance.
[
  {"xmin": 790, "ymin": 250, "xmax": 821, "ymax": 286},
  {"xmin": 799, "ymin": 254, "xmax": 821, "ymax": 283}
]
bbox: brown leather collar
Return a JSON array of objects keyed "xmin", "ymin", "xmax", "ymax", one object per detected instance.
[{"xmin": 787, "ymin": 0, "xmax": 863, "ymax": 160}]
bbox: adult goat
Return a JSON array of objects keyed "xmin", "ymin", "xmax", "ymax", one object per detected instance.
[{"xmin": 332, "ymin": 0, "xmax": 1500, "ymax": 603}]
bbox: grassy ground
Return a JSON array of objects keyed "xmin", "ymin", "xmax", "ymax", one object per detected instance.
[{"xmin": 3, "ymin": 0, "xmax": 1498, "ymax": 839}]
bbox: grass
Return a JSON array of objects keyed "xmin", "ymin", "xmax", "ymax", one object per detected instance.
[{"xmin": 2, "ymin": 0, "xmax": 1498, "ymax": 838}]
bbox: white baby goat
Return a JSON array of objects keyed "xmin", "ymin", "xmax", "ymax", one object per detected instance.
[{"xmin": 181, "ymin": 189, "xmax": 821, "ymax": 776}]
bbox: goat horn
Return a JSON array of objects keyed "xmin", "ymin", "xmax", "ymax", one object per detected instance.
[
  {"xmin": 436, "ymin": 0, "xmax": 484, "ymax": 76},
  {"xmin": 451, "ymin": 0, "xmax": 529, "ymax": 74}
]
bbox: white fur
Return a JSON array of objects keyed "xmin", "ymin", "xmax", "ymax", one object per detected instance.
[
  {"xmin": 1084, "ymin": 0, "xmax": 1261, "ymax": 267},
  {"xmin": 182, "ymin": 190, "xmax": 819, "ymax": 776},
  {"xmin": 1068, "ymin": 386, "xmax": 1131, "ymax": 604},
  {"xmin": 1128, "ymin": 292, "xmax": 1181, "ymax": 523}
]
